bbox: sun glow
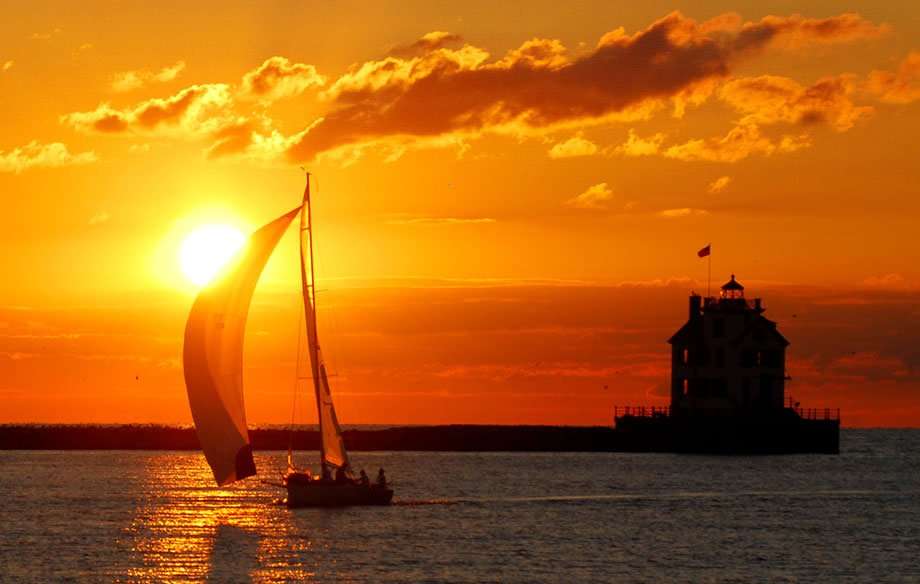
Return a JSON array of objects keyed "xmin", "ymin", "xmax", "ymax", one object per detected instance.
[{"xmin": 179, "ymin": 224, "xmax": 246, "ymax": 286}]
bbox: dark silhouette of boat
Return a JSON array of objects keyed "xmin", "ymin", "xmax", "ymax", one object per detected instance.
[{"xmin": 284, "ymin": 472, "xmax": 393, "ymax": 507}]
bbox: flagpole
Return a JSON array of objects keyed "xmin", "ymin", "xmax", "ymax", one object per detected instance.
[{"xmin": 707, "ymin": 244, "xmax": 711, "ymax": 298}]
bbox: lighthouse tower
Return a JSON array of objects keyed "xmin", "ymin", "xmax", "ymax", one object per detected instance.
[{"xmin": 667, "ymin": 275, "xmax": 789, "ymax": 416}]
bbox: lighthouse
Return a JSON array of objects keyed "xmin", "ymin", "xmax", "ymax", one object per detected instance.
[
  {"xmin": 667, "ymin": 275, "xmax": 789, "ymax": 416},
  {"xmin": 612, "ymin": 273, "xmax": 838, "ymax": 453}
]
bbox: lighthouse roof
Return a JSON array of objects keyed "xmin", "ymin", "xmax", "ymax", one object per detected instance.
[
  {"xmin": 733, "ymin": 317, "xmax": 790, "ymax": 347},
  {"xmin": 721, "ymin": 274, "xmax": 744, "ymax": 291},
  {"xmin": 669, "ymin": 311, "xmax": 789, "ymax": 347}
]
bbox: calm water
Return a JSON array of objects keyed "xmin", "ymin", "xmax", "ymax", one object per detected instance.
[{"xmin": 1, "ymin": 430, "xmax": 919, "ymax": 583}]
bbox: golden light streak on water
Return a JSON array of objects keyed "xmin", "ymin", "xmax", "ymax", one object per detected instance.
[{"xmin": 124, "ymin": 454, "xmax": 315, "ymax": 582}]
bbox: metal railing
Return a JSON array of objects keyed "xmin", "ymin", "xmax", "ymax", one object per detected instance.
[
  {"xmin": 613, "ymin": 405, "xmax": 672, "ymax": 419},
  {"xmin": 703, "ymin": 296, "xmax": 766, "ymax": 310},
  {"xmin": 613, "ymin": 402, "xmax": 840, "ymax": 421},
  {"xmin": 791, "ymin": 407, "xmax": 840, "ymax": 421},
  {"xmin": 786, "ymin": 396, "xmax": 840, "ymax": 421}
]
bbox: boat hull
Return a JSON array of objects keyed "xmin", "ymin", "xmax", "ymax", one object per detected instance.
[{"xmin": 285, "ymin": 479, "xmax": 394, "ymax": 508}]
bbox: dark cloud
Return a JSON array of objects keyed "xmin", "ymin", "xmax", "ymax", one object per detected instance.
[{"xmin": 287, "ymin": 11, "xmax": 884, "ymax": 161}]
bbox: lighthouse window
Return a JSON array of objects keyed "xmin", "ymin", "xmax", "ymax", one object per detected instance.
[
  {"xmin": 682, "ymin": 348, "xmax": 689, "ymax": 365},
  {"xmin": 713, "ymin": 318, "xmax": 725, "ymax": 338},
  {"xmin": 682, "ymin": 379, "xmax": 688, "ymax": 396}
]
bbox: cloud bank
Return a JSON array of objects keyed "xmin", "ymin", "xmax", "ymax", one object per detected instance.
[
  {"xmin": 54, "ymin": 10, "xmax": 904, "ymax": 167},
  {"xmin": 0, "ymin": 141, "xmax": 96, "ymax": 174},
  {"xmin": 286, "ymin": 11, "xmax": 885, "ymax": 162}
]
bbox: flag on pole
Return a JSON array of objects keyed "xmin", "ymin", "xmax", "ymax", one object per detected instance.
[{"xmin": 698, "ymin": 244, "xmax": 711, "ymax": 258}]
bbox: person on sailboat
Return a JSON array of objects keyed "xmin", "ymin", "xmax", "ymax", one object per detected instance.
[
  {"xmin": 320, "ymin": 465, "xmax": 332, "ymax": 483},
  {"xmin": 376, "ymin": 468, "xmax": 387, "ymax": 488},
  {"xmin": 359, "ymin": 469, "xmax": 370, "ymax": 487}
]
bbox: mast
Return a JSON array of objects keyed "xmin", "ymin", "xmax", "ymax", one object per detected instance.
[{"xmin": 299, "ymin": 173, "xmax": 326, "ymax": 469}]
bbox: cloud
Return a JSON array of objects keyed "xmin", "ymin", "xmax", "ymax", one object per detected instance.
[
  {"xmin": 111, "ymin": 74, "xmax": 143, "ymax": 93},
  {"xmin": 566, "ymin": 182, "xmax": 613, "ymax": 209},
  {"xmin": 665, "ymin": 124, "xmax": 772, "ymax": 162},
  {"xmin": 777, "ymin": 133, "xmax": 812, "ymax": 152},
  {"xmin": 726, "ymin": 12, "xmax": 887, "ymax": 51},
  {"xmin": 239, "ymin": 56, "xmax": 325, "ymax": 101},
  {"xmin": 64, "ymin": 63, "xmax": 320, "ymax": 162},
  {"xmin": 825, "ymin": 352, "xmax": 910, "ymax": 382},
  {"xmin": 390, "ymin": 31, "xmax": 464, "ymax": 57},
  {"xmin": 658, "ymin": 208, "xmax": 709, "ymax": 218},
  {"xmin": 548, "ymin": 133, "xmax": 598, "ymax": 158},
  {"xmin": 433, "ymin": 361, "xmax": 665, "ymax": 382},
  {"xmin": 320, "ymin": 39, "xmax": 489, "ymax": 102},
  {"xmin": 0, "ymin": 352, "xmax": 35, "ymax": 360},
  {"xmin": 30, "ymin": 28, "xmax": 61, "ymax": 41},
  {"xmin": 286, "ymin": 11, "xmax": 883, "ymax": 162},
  {"xmin": 62, "ymin": 83, "xmax": 234, "ymax": 135},
  {"xmin": 866, "ymin": 52, "xmax": 920, "ymax": 104},
  {"xmin": 708, "ymin": 175, "xmax": 732, "ymax": 193},
  {"xmin": 664, "ymin": 123, "xmax": 810, "ymax": 163},
  {"xmin": 153, "ymin": 62, "xmax": 184, "ymax": 82},
  {"xmin": 862, "ymin": 273, "xmax": 911, "ymax": 289},
  {"xmin": 615, "ymin": 129, "xmax": 665, "ymax": 157},
  {"xmin": 1, "ymin": 61, "xmax": 12, "ymax": 72},
  {"xmin": 50, "ymin": 12, "xmax": 888, "ymax": 168},
  {"xmin": 203, "ymin": 117, "xmax": 304, "ymax": 161},
  {"xmin": 619, "ymin": 73, "xmax": 868, "ymax": 165},
  {"xmin": 720, "ymin": 74, "xmax": 872, "ymax": 131},
  {"xmin": 0, "ymin": 141, "xmax": 96, "ymax": 174},
  {"xmin": 112, "ymin": 61, "xmax": 186, "ymax": 92}
]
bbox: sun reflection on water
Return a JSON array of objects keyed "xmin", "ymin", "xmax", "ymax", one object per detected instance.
[{"xmin": 124, "ymin": 454, "xmax": 315, "ymax": 582}]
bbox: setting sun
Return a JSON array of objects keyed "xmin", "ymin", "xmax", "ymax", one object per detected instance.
[{"xmin": 178, "ymin": 224, "xmax": 246, "ymax": 286}]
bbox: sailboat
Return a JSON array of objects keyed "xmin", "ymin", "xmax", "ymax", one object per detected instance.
[{"xmin": 183, "ymin": 175, "xmax": 393, "ymax": 507}]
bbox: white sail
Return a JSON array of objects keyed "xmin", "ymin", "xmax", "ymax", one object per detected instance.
[
  {"xmin": 314, "ymin": 349, "xmax": 349, "ymax": 469},
  {"xmin": 184, "ymin": 206, "xmax": 300, "ymax": 486},
  {"xmin": 299, "ymin": 180, "xmax": 350, "ymax": 470}
]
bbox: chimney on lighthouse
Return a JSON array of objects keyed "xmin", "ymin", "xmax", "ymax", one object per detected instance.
[{"xmin": 689, "ymin": 293, "xmax": 702, "ymax": 320}]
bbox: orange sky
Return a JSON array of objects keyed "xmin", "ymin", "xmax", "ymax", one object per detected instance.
[{"xmin": 1, "ymin": 1, "xmax": 919, "ymax": 427}]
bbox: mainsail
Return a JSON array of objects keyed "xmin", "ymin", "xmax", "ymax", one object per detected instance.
[
  {"xmin": 184, "ymin": 207, "xmax": 300, "ymax": 486},
  {"xmin": 299, "ymin": 177, "xmax": 350, "ymax": 470}
]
